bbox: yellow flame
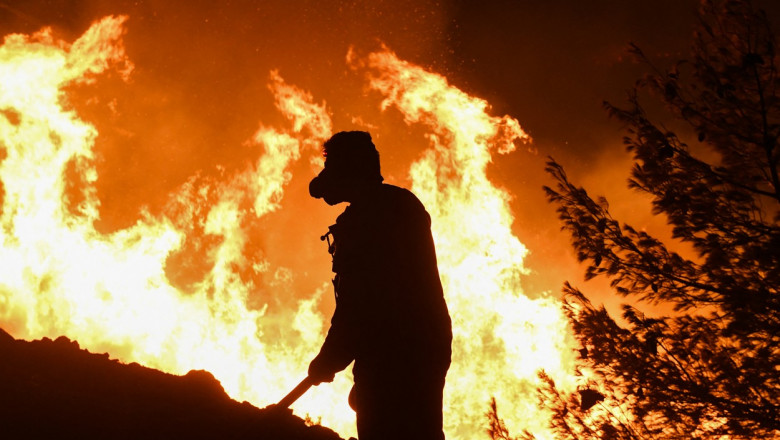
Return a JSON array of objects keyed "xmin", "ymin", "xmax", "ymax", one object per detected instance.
[
  {"xmin": 0, "ymin": 17, "xmax": 576, "ymax": 439},
  {"xmin": 0, "ymin": 14, "xmax": 352, "ymax": 432}
]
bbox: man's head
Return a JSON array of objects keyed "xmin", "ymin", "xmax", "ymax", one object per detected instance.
[{"xmin": 309, "ymin": 131, "xmax": 383, "ymax": 205}]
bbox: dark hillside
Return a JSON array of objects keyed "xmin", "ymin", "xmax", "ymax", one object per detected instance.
[{"xmin": 0, "ymin": 328, "xmax": 344, "ymax": 440}]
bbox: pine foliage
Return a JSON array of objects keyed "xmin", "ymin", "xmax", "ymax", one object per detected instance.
[{"xmin": 532, "ymin": 1, "xmax": 780, "ymax": 438}]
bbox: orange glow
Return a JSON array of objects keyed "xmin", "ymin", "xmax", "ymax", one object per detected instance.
[{"xmin": 0, "ymin": 17, "xmax": 576, "ymax": 439}]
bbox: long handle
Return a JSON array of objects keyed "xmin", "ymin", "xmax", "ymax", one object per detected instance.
[{"xmin": 277, "ymin": 376, "xmax": 315, "ymax": 408}]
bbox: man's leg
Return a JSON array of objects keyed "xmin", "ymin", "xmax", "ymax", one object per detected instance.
[{"xmin": 353, "ymin": 368, "xmax": 447, "ymax": 440}]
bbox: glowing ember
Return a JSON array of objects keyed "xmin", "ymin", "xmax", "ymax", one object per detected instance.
[{"xmin": 0, "ymin": 17, "xmax": 575, "ymax": 439}]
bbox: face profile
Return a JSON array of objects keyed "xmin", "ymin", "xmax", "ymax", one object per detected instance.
[{"xmin": 309, "ymin": 130, "xmax": 384, "ymax": 206}]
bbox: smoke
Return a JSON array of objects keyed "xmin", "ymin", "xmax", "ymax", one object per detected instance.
[{"xmin": 0, "ymin": 0, "xmax": 731, "ymax": 302}]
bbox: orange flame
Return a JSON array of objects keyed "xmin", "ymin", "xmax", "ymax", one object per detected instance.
[{"xmin": 0, "ymin": 17, "xmax": 576, "ymax": 439}]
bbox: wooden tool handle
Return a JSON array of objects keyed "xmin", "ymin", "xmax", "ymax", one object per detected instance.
[{"xmin": 277, "ymin": 376, "xmax": 315, "ymax": 408}]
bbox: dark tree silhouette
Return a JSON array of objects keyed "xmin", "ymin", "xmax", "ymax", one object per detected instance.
[{"xmin": 503, "ymin": 1, "xmax": 780, "ymax": 438}]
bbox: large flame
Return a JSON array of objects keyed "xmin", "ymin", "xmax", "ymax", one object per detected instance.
[
  {"xmin": 0, "ymin": 17, "xmax": 575, "ymax": 439},
  {"xmin": 351, "ymin": 48, "xmax": 577, "ymax": 437}
]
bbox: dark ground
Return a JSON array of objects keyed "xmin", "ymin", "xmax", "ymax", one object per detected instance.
[{"xmin": 0, "ymin": 327, "xmax": 344, "ymax": 440}]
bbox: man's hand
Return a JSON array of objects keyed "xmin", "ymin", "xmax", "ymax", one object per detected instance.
[{"xmin": 308, "ymin": 356, "xmax": 336, "ymax": 385}]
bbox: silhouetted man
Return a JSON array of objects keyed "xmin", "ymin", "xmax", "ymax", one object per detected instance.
[{"xmin": 308, "ymin": 131, "xmax": 452, "ymax": 440}]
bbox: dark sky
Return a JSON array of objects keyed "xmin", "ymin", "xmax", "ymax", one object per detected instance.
[{"xmin": 2, "ymin": 0, "xmax": 777, "ymax": 303}]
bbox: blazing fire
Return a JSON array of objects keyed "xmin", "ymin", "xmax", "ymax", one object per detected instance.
[{"xmin": 0, "ymin": 16, "xmax": 576, "ymax": 439}]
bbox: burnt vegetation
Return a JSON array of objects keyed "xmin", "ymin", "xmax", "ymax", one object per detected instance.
[{"xmin": 495, "ymin": 0, "xmax": 780, "ymax": 439}]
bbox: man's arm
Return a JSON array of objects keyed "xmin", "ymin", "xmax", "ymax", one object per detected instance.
[{"xmin": 308, "ymin": 280, "xmax": 357, "ymax": 384}]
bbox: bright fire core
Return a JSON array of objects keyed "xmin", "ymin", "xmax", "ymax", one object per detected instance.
[{"xmin": 0, "ymin": 16, "xmax": 576, "ymax": 439}]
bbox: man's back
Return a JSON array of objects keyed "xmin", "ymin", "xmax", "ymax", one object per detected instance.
[{"xmin": 330, "ymin": 183, "xmax": 451, "ymax": 368}]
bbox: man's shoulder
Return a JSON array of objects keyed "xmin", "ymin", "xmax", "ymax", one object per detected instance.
[
  {"xmin": 341, "ymin": 184, "xmax": 431, "ymax": 234},
  {"xmin": 377, "ymin": 184, "xmax": 426, "ymax": 212},
  {"xmin": 378, "ymin": 183, "xmax": 421, "ymax": 203}
]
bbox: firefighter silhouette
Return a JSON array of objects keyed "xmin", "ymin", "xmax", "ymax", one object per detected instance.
[{"xmin": 308, "ymin": 131, "xmax": 452, "ymax": 440}]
